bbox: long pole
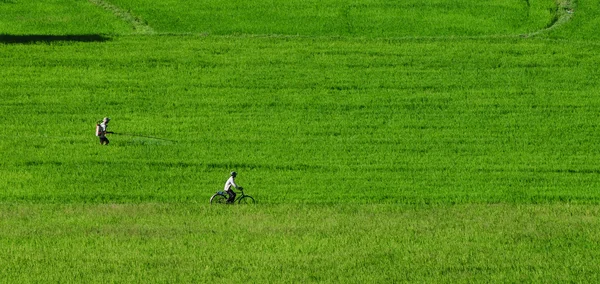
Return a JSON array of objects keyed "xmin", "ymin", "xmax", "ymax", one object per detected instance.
[{"xmin": 111, "ymin": 132, "xmax": 176, "ymax": 142}]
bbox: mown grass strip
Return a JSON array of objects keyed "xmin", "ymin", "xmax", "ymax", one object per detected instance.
[{"xmin": 88, "ymin": 0, "xmax": 154, "ymax": 34}]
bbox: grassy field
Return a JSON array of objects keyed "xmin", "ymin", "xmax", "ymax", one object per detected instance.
[
  {"xmin": 2, "ymin": 0, "xmax": 600, "ymax": 282},
  {"xmin": 2, "ymin": 204, "xmax": 600, "ymax": 282},
  {"xmin": 2, "ymin": 35, "xmax": 600, "ymax": 204}
]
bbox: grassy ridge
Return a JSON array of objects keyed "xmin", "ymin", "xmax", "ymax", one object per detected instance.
[
  {"xmin": 1, "ymin": 35, "xmax": 600, "ymax": 203},
  {"xmin": 1, "ymin": 204, "xmax": 600, "ymax": 282}
]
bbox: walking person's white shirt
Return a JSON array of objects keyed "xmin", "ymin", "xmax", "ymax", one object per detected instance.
[
  {"xmin": 97, "ymin": 122, "xmax": 108, "ymax": 137},
  {"xmin": 224, "ymin": 176, "xmax": 238, "ymax": 192}
]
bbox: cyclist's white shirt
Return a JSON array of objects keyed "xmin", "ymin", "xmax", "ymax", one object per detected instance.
[{"xmin": 224, "ymin": 176, "xmax": 238, "ymax": 192}]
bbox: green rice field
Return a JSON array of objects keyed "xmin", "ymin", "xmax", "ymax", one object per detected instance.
[{"xmin": 2, "ymin": 0, "xmax": 600, "ymax": 282}]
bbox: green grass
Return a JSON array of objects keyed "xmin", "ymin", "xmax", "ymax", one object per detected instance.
[
  {"xmin": 0, "ymin": 0, "xmax": 131, "ymax": 35},
  {"xmin": 2, "ymin": 204, "xmax": 600, "ymax": 282},
  {"xmin": 2, "ymin": 35, "xmax": 600, "ymax": 204},
  {"xmin": 0, "ymin": 0, "xmax": 558, "ymax": 36},
  {"xmin": 2, "ymin": 0, "xmax": 600, "ymax": 282},
  {"xmin": 108, "ymin": 0, "xmax": 557, "ymax": 36}
]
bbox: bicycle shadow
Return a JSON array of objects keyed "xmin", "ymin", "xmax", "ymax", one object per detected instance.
[{"xmin": 0, "ymin": 34, "xmax": 111, "ymax": 45}]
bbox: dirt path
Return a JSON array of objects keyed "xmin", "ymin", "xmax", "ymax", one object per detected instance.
[
  {"xmin": 88, "ymin": 0, "xmax": 154, "ymax": 34},
  {"xmin": 525, "ymin": 0, "xmax": 575, "ymax": 37}
]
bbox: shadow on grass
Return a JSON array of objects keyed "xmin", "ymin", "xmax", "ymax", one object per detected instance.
[{"xmin": 0, "ymin": 34, "xmax": 111, "ymax": 44}]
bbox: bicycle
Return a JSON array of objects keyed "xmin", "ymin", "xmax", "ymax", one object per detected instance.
[{"xmin": 210, "ymin": 187, "xmax": 255, "ymax": 205}]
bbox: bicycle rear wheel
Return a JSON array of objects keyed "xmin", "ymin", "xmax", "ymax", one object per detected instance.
[
  {"xmin": 238, "ymin": 196, "xmax": 255, "ymax": 204},
  {"xmin": 210, "ymin": 193, "xmax": 227, "ymax": 205}
]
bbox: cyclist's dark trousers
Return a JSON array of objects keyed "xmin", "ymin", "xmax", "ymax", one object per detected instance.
[{"xmin": 226, "ymin": 190, "xmax": 236, "ymax": 203}]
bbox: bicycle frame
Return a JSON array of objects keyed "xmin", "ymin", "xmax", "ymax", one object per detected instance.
[
  {"xmin": 211, "ymin": 188, "xmax": 255, "ymax": 204},
  {"xmin": 216, "ymin": 188, "xmax": 243, "ymax": 198}
]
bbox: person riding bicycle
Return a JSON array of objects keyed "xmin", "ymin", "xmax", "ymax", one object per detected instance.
[{"xmin": 224, "ymin": 171, "xmax": 243, "ymax": 203}]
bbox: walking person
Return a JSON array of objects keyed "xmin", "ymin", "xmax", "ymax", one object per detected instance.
[
  {"xmin": 224, "ymin": 171, "xmax": 243, "ymax": 203},
  {"xmin": 96, "ymin": 117, "xmax": 113, "ymax": 145}
]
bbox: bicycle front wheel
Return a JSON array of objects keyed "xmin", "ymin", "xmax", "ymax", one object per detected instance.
[
  {"xmin": 238, "ymin": 196, "xmax": 255, "ymax": 205},
  {"xmin": 210, "ymin": 194, "xmax": 227, "ymax": 205}
]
